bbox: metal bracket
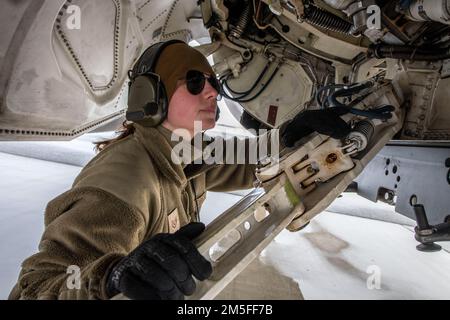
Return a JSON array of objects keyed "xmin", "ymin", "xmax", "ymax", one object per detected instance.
[{"xmin": 411, "ymin": 197, "xmax": 450, "ymax": 252}]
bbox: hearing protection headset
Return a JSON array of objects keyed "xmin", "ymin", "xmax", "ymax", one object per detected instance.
[
  {"xmin": 126, "ymin": 40, "xmax": 183, "ymax": 127},
  {"xmin": 126, "ymin": 40, "xmax": 220, "ymax": 127}
]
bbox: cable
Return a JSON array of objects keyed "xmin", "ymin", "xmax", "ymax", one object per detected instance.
[
  {"xmin": 327, "ymin": 81, "xmax": 374, "ymax": 108},
  {"xmin": 349, "ymin": 105, "xmax": 395, "ymax": 120},
  {"xmin": 253, "ymin": 0, "xmax": 271, "ymax": 30},
  {"xmin": 233, "ymin": 64, "xmax": 281, "ymax": 103},
  {"xmin": 264, "ymin": 43, "xmax": 319, "ymax": 88},
  {"xmin": 223, "ymin": 62, "xmax": 271, "ymax": 97},
  {"xmin": 369, "ymin": 44, "xmax": 450, "ymax": 61},
  {"xmin": 319, "ymin": 81, "xmax": 394, "ymax": 120},
  {"xmin": 315, "ymin": 84, "xmax": 347, "ymax": 108},
  {"xmin": 222, "ymin": 62, "xmax": 281, "ymax": 103}
]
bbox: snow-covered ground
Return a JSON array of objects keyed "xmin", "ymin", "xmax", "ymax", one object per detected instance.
[{"xmin": 1, "ymin": 113, "xmax": 450, "ymax": 299}]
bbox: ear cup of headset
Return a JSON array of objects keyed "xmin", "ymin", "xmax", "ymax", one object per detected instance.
[
  {"xmin": 126, "ymin": 40, "xmax": 184, "ymax": 127},
  {"xmin": 126, "ymin": 74, "xmax": 168, "ymax": 127}
]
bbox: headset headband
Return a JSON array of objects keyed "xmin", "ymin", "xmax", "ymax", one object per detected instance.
[{"xmin": 132, "ymin": 39, "xmax": 185, "ymax": 78}]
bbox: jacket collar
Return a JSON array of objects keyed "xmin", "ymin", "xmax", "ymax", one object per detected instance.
[
  {"xmin": 134, "ymin": 124, "xmax": 213, "ymax": 187},
  {"xmin": 134, "ymin": 123, "xmax": 188, "ymax": 187}
]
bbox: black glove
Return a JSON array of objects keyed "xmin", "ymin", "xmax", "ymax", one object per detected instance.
[
  {"xmin": 106, "ymin": 222, "xmax": 212, "ymax": 300},
  {"xmin": 281, "ymin": 107, "xmax": 351, "ymax": 148}
]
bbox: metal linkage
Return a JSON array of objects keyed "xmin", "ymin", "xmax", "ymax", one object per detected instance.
[{"xmin": 411, "ymin": 197, "xmax": 450, "ymax": 252}]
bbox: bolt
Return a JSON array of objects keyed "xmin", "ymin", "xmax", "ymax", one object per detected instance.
[
  {"xmin": 326, "ymin": 153, "xmax": 338, "ymax": 164},
  {"xmin": 410, "ymin": 195, "xmax": 417, "ymax": 206},
  {"xmin": 384, "ymin": 191, "xmax": 394, "ymax": 201}
]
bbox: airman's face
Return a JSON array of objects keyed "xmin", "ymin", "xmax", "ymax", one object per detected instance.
[{"xmin": 162, "ymin": 77, "xmax": 219, "ymax": 137}]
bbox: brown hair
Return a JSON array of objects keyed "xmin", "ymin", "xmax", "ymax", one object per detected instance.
[{"xmin": 94, "ymin": 121, "xmax": 136, "ymax": 152}]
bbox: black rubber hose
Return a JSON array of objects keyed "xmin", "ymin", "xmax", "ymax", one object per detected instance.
[
  {"xmin": 324, "ymin": 81, "xmax": 394, "ymax": 120},
  {"xmin": 236, "ymin": 65, "xmax": 280, "ymax": 103},
  {"xmin": 349, "ymin": 105, "xmax": 395, "ymax": 120},
  {"xmin": 223, "ymin": 63, "xmax": 271, "ymax": 97},
  {"xmin": 327, "ymin": 81, "xmax": 374, "ymax": 108},
  {"xmin": 369, "ymin": 44, "xmax": 450, "ymax": 61},
  {"xmin": 316, "ymin": 84, "xmax": 347, "ymax": 108},
  {"xmin": 222, "ymin": 64, "xmax": 281, "ymax": 103}
]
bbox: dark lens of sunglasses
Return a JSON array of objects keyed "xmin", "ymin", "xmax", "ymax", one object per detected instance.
[
  {"xmin": 186, "ymin": 70, "xmax": 221, "ymax": 95},
  {"xmin": 186, "ymin": 70, "xmax": 205, "ymax": 95},
  {"xmin": 207, "ymin": 77, "xmax": 222, "ymax": 94}
]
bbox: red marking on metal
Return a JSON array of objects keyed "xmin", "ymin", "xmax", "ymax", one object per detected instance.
[{"xmin": 267, "ymin": 105, "xmax": 278, "ymax": 126}]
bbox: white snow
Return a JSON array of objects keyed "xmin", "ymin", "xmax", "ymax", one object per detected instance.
[
  {"xmin": 0, "ymin": 152, "xmax": 83, "ymax": 299},
  {"xmin": 259, "ymin": 212, "xmax": 450, "ymax": 300}
]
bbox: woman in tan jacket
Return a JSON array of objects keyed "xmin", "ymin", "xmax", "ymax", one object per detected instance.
[
  {"xmin": 9, "ymin": 40, "xmax": 260, "ymax": 300},
  {"xmin": 9, "ymin": 39, "xmax": 351, "ymax": 300}
]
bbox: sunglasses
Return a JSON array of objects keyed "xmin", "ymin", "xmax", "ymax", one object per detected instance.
[{"xmin": 185, "ymin": 70, "xmax": 222, "ymax": 96}]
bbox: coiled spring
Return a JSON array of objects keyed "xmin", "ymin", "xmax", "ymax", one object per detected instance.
[
  {"xmin": 304, "ymin": 6, "xmax": 352, "ymax": 35},
  {"xmin": 230, "ymin": 4, "xmax": 252, "ymax": 38},
  {"xmin": 353, "ymin": 120, "xmax": 375, "ymax": 141}
]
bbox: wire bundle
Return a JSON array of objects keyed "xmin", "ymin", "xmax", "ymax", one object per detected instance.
[
  {"xmin": 221, "ymin": 61, "xmax": 281, "ymax": 103},
  {"xmin": 316, "ymin": 81, "xmax": 395, "ymax": 120}
]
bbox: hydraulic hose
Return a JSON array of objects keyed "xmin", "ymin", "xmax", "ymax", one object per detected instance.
[{"xmin": 369, "ymin": 44, "xmax": 450, "ymax": 61}]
